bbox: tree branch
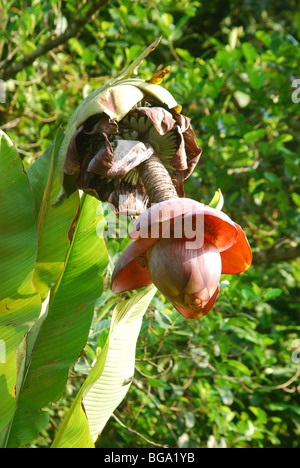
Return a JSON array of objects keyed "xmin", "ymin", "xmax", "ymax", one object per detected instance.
[
  {"xmin": 252, "ymin": 244, "xmax": 300, "ymax": 265},
  {"xmin": 0, "ymin": 0, "xmax": 112, "ymax": 81}
]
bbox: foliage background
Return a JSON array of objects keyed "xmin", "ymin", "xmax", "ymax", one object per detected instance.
[{"xmin": 0, "ymin": 0, "xmax": 299, "ymax": 448}]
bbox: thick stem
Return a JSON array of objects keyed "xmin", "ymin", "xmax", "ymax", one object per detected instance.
[{"xmin": 137, "ymin": 154, "xmax": 178, "ymax": 204}]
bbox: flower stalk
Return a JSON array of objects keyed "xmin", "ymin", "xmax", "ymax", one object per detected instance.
[{"xmin": 136, "ymin": 154, "xmax": 178, "ymax": 204}]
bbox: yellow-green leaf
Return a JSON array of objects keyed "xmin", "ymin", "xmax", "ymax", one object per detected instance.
[
  {"xmin": 0, "ymin": 131, "xmax": 41, "ymax": 439},
  {"xmin": 52, "ymin": 285, "xmax": 157, "ymax": 448}
]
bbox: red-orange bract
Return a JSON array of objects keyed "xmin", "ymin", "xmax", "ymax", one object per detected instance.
[{"xmin": 111, "ymin": 198, "xmax": 252, "ymax": 318}]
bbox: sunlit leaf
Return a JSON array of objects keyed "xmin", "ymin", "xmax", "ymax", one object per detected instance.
[
  {"xmin": 0, "ymin": 131, "xmax": 41, "ymax": 440},
  {"xmin": 52, "ymin": 284, "xmax": 157, "ymax": 448}
]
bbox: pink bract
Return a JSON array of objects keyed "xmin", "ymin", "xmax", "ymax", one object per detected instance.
[{"xmin": 111, "ymin": 198, "xmax": 252, "ymax": 318}]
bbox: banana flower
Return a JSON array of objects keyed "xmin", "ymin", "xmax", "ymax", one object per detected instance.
[
  {"xmin": 56, "ymin": 39, "xmax": 201, "ymax": 214},
  {"xmin": 111, "ymin": 198, "xmax": 252, "ymax": 318}
]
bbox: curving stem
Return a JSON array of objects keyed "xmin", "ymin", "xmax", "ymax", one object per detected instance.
[{"xmin": 136, "ymin": 153, "xmax": 178, "ymax": 205}]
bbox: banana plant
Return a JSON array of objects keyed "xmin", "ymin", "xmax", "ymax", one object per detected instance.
[
  {"xmin": 0, "ymin": 39, "xmax": 252, "ymax": 448},
  {"xmin": 0, "ymin": 39, "xmax": 182, "ymax": 448}
]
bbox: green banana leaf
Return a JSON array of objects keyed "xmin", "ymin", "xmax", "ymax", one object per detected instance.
[
  {"xmin": 27, "ymin": 128, "xmax": 79, "ymax": 300},
  {"xmin": 52, "ymin": 285, "xmax": 157, "ymax": 448},
  {"xmin": 208, "ymin": 188, "xmax": 224, "ymax": 211},
  {"xmin": 0, "ymin": 130, "xmax": 41, "ymax": 443},
  {"xmin": 7, "ymin": 194, "xmax": 109, "ymax": 447}
]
